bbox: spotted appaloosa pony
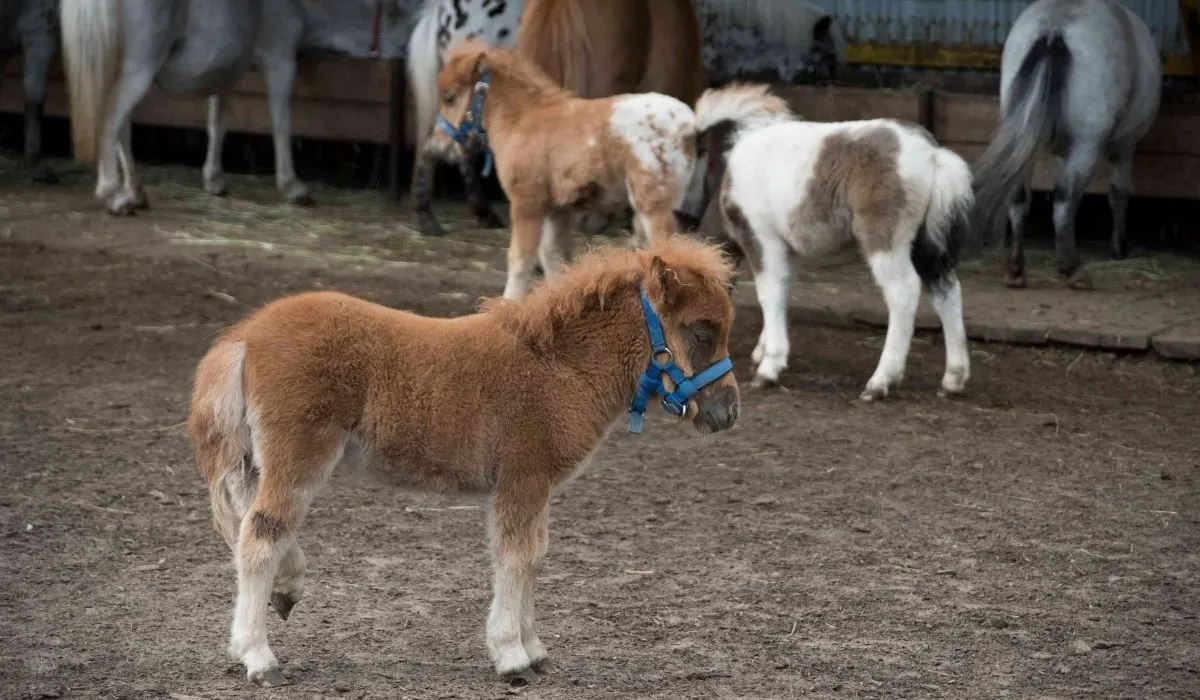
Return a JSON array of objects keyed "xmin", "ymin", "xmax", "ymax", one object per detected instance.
[
  {"xmin": 188, "ymin": 235, "xmax": 740, "ymax": 687},
  {"xmin": 432, "ymin": 42, "xmax": 777, "ymax": 299},
  {"xmin": 972, "ymin": 0, "xmax": 1162, "ymax": 290},
  {"xmin": 405, "ymin": 0, "xmax": 843, "ymax": 238},
  {"xmin": 0, "ymin": 0, "xmax": 59, "ymax": 184},
  {"xmin": 693, "ymin": 84, "xmax": 976, "ymax": 401},
  {"xmin": 59, "ymin": 0, "xmax": 421, "ymax": 214}
]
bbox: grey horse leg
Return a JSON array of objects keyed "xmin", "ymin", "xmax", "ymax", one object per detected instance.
[
  {"xmin": 1003, "ymin": 182, "xmax": 1032, "ymax": 287},
  {"xmin": 1107, "ymin": 145, "xmax": 1134, "ymax": 260},
  {"xmin": 102, "ymin": 66, "xmax": 157, "ymax": 215},
  {"xmin": 21, "ymin": 28, "xmax": 56, "ymax": 184},
  {"xmin": 1052, "ymin": 141, "xmax": 1101, "ymax": 290},
  {"xmin": 412, "ymin": 142, "xmax": 446, "ymax": 237},
  {"xmin": 460, "ymin": 148, "xmax": 504, "ymax": 228},
  {"xmin": 203, "ymin": 93, "xmax": 231, "ymax": 196},
  {"xmin": 260, "ymin": 52, "xmax": 313, "ymax": 206}
]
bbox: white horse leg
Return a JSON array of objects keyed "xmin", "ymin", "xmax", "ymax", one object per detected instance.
[
  {"xmin": 750, "ymin": 235, "xmax": 792, "ymax": 388},
  {"xmin": 102, "ymin": 66, "xmax": 157, "ymax": 215},
  {"xmin": 1107, "ymin": 145, "xmax": 1135, "ymax": 261},
  {"xmin": 486, "ymin": 486, "xmax": 550, "ymax": 684},
  {"xmin": 203, "ymin": 93, "xmax": 231, "ymax": 197},
  {"xmin": 260, "ymin": 54, "xmax": 312, "ymax": 206},
  {"xmin": 1052, "ymin": 141, "xmax": 1102, "ymax": 290},
  {"xmin": 504, "ymin": 206, "xmax": 543, "ymax": 299},
  {"xmin": 862, "ymin": 246, "xmax": 922, "ymax": 401},
  {"xmin": 928, "ymin": 273, "xmax": 970, "ymax": 396}
]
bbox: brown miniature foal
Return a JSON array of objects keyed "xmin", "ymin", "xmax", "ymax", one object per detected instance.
[
  {"xmin": 432, "ymin": 41, "xmax": 707, "ymax": 300},
  {"xmin": 188, "ymin": 236, "xmax": 741, "ymax": 687}
]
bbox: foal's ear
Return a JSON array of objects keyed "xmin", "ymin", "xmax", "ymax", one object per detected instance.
[
  {"xmin": 813, "ymin": 15, "xmax": 834, "ymax": 41},
  {"xmin": 651, "ymin": 255, "xmax": 683, "ymax": 308},
  {"xmin": 471, "ymin": 51, "xmax": 491, "ymax": 79}
]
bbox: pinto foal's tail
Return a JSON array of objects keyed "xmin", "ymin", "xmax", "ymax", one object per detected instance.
[
  {"xmin": 59, "ymin": 0, "xmax": 122, "ymax": 163},
  {"xmin": 912, "ymin": 146, "xmax": 976, "ymax": 292},
  {"xmin": 187, "ymin": 338, "xmax": 256, "ymax": 549},
  {"xmin": 692, "ymin": 83, "xmax": 795, "ymax": 142},
  {"xmin": 971, "ymin": 32, "xmax": 1072, "ymax": 244}
]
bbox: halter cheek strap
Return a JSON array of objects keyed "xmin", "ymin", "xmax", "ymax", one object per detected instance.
[
  {"xmin": 435, "ymin": 70, "xmax": 495, "ymax": 177},
  {"xmin": 628, "ymin": 289, "xmax": 735, "ymax": 434}
]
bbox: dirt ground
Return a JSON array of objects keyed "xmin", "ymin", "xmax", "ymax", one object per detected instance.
[{"xmin": 2, "ymin": 165, "xmax": 1198, "ymax": 700}]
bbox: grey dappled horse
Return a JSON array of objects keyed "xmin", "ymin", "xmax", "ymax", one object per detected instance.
[
  {"xmin": 0, "ymin": 0, "xmax": 58, "ymax": 184},
  {"xmin": 59, "ymin": 0, "xmax": 422, "ymax": 215},
  {"xmin": 405, "ymin": 0, "xmax": 845, "ymax": 238},
  {"xmin": 972, "ymin": 0, "xmax": 1162, "ymax": 290}
]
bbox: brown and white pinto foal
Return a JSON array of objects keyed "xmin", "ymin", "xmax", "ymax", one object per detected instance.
[
  {"xmin": 432, "ymin": 41, "xmax": 755, "ymax": 300},
  {"xmin": 187, "ymin": 236, "xmax": 741, "ymax": 687},
  {"xmin": 694, "ymin": 84, "xmax": 976, "ymax": 400}
]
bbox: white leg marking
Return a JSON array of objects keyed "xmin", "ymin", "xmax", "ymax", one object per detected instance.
[
  {"xmin": 487, "ymin": 563, "xmax": 533, "ymax": 675},
  {"xmin": 930, "ymin": 274, "xmax": 970, "ymax": 395},
  {"xmin": 751, "ymin": 236, "xmax": 793, "ymax": 385},
  {"xmin": 536, "ymin": 214, "xmax": 570, "ymax": 280},
  {"xmin": 862, "ymin": 248, "xmax": 923, "ymax": 400},
  {"xmin": 228, "ymin": 530, "xmax": 289, "ymax": 681}
]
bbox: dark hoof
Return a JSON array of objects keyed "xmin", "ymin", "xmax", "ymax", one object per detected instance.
[
  {"xmin": 417, "ymin": 212, "xmax": 447, "ymax": 237},
  {"xmin": 1063, "ymin": 267, "xmax": 1094, "ymax": 291},
  {"xmin": 31, "ymin": 167, "xmax": 58, "ymax": 185},
  {"xmin": 1003, "ymin": 271, "xmax": 1027, "ymax": 288},
  {"xmin": 250, "ymin": 668, "xmax": 289, "ymax": 687},
  {"xmin": 287, "ymin": 193, "xmax": 316, "ymax": 207},
  {"xmin": 503, "ymin": 667, "xmax": 538, "ymax": 686},
  {"xmin": 270, "ymin": 592, "xmax": 296, "ymax": 621},
  {"xmin": 473, "ymin": 208, "xmax": 505, "ymax": 229},
  {"xmin": 1110, "ymin": 244, "xmax": 1128, "ymax": 261},
  {"xmin": 749, "ymin": 375, "xmax": 780, "ymax": 390},
  {"xmin": 531, "ymin": 658, "xmax": 557, "ymax": 675}
]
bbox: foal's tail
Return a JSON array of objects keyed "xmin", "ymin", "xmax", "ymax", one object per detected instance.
[
  {"xmin": 187, "ymin": 337, "xmax": 256, "ymax": 549},
  {"xmin": 406, "ymin": 0, "xmax": 443, "ymax": 159},
  {"xmin": 972, "ymin": 33, "xmax": 1072, "ymax": 244},
  {"xmin": 912, "ymin": 146, "xmax": 976, "ymax": 292},
  {"xmin": 60, "ymin": 0, "xmax": 123, "ymax": 163}
]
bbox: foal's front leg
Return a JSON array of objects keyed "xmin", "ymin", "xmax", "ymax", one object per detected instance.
[
  {"xmin": 503, "ymin": 205, "xmax": 544, "ymax": 299},
  {"xmin": 487, "ymin": 483, "xmax": 552, "ymax": 684}
]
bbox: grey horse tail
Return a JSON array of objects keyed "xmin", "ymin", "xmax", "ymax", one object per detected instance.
[{"xmin": 972, "ymin": 33, "xmax": 1072, "ymax": 243}]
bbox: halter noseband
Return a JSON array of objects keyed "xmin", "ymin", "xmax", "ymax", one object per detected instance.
[
  {"xmin": 435, "ymin": 70, "xmax": 495, "ymax": 177},
  {"xmin": 628, "ymin": 289, "xmax": 735, "ymax": 434}
]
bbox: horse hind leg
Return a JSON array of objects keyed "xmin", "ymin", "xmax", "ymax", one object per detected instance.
[
  {"xmin": 862, "ymin": 240, "xmax": 923, "ymax": 401},
  {"xmin": 1107, "ymin": 145, "xmax": 1135, "ymax": 261},
  {"xmin": 259, "ymin": 52, "xmax": 314, "ymax": 206},
  {"xmin": 1004, "ymin": 182, "xmax": 1033, "ymax": 288},
  {"xmin": 102, "ymin": 67, "xmax": 157, "ymax": 215},
  {"xmin": 21, "ymin": 29, "xmax": 57, "ymax": 184},
  {"xmin": 227, "ymin": 428, "xmax": 341, "ymax": 687},
  {"xmin": 460, "ymin": 149, "xmax": 504, "ymax": 228},
  {"xmin": 1052, "ymin": 141, "xmax": 1102, "ymax": 290},
  {"xmin": 203, "ymin": 94, "xmax": 231, "ymax": 197},
  {"xmin": 927, "ymin": 273, "xmax": 970, "ymax": 397}
]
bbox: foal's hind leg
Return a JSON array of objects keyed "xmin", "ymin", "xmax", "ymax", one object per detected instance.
[
  {"xmin": 228, "ymin": 433, "xmax": 340, "ymax": 686},
  {"xmin": 1107, "ymin": 146, "xmax": 1135, "ymax": 261},
  {"xmin": 536, "ymin": 211, "xmax": 572, "ymax": 280},
  {"xmin": 862, "ymin": 245, "xmax": 922, "ymax": 401},
  {"xmin": 1052, "ymin": 142, "xmax": 1102, "ymax": 290},
  {"xmin": 928, "ymin": 274, "xmax": 970, "ymax": 396},
  {"xmin": 749, "ymin": 235, "xmax": 793, "ymax": 389}
]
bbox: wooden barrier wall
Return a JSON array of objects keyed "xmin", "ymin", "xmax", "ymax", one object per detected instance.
[
  {"xmin": 3, "ymin": 55, "xmax": 1200, "ymax": 201},
  {"xmin": 776, "ymin": 85, "xmax": 1200, "ymax": 201}
]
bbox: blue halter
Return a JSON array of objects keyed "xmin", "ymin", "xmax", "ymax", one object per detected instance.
[
  {"xmin": 628, "ymin": 289, "xmax": 735, "ymax": 434},
  {"xmin": 435, "ymin": 70, "xmax": 495, "ymax": 178}
]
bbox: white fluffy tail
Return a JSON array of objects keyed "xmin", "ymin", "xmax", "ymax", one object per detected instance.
[
  {"xmin": 406, "ymin": 0, "xmax": 443, "ymax": 157},
  {"xmin": 187, "ymin": 339, "xmax": 255, "ymax": 549},
  {"xmin": 693, "ymin": 83, "xmax": 795, "ymax": 139},
  {"xmin": 924, "ymin": 148, "xmax": 975, "ymax": 251},
  {"xmin": 60, "ymin": 0, "xmax": 122, "ymax": 164}
]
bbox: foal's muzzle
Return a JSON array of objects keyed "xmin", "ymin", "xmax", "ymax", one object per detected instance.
[{"xmin": 693, "ymin": 385, "xmax": 741, "ymax": 434}]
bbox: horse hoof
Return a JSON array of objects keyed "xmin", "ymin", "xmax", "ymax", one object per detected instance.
[
  {"xmin": 107, "ymin": 199, "xmax": 140, "ymax": 217},
  {"xmin": 1003, "ymin": 272, "xmax": 1027, "ymax": 289},
  {"xmin": 531, "ymin": 658, "xmax": 557, "ymax": 675},
  {"xmin": 503, "ymin": 667, "xmax": 538, "ymax": 686},
  {"xmin": 205, "ymin": 177, "xmax": 230, "ymax": 198},
  {"xmin": 31, "ymin": 167, "xmax": 58, "ymax": 185},
  {"xmin": 1063, "ymin": 268, "xmax": 1094, "ymax": 291},
  {"xmin": 250, "ymin": 668, "xmax": 289, "ymax": 687},
  {"xmin": 749, "ymin": 375, "xmax": 778, "ymax": 390},
  {"xmin": 474, "ymin": 208, "xmax": 505, "ymax": 229},
  {"xmin": 859, "ymin": 385, "xmax": 889, "ymax": 402},
  {"xmin": 417, "ymin": 213, "xmax": 447, "ymax": 238},
  {"xmin": 1110, "ymin": 245, "xmax": 1128, "ymax": 261},
  {"xmin": 270, "ymin": 592, "xmax": 297, "ymax": 621},
  {"xmin": 287, "ymin": 192, "xmax": 316, "ymax": 207}
]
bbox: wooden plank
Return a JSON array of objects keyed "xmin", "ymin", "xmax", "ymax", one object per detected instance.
[
  {"xmin": 944, "ymin": 141, "xmax": 1200, "ymax": 200},
  {"xmin": 776, "ymin": 84, "xmax": 921, "ymax": 123},
  {"xmin": 934, "ymin": 92, "xmax": 1200, "ymax": 156},
  {"xmin": 845, "ymin": 42, "xmax": 1196, "ymax": 78}
]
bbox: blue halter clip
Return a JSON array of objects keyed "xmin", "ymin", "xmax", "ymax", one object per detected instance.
[
  {"xmin": 628, "ymin": 289, "xmax": 735, "ymax": 434},
  {"xmin": 435, "ymin": 70, "xmax": 495, "ymax": 178}
]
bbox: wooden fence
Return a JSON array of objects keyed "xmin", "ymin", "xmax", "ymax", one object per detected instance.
[{"xmin": 3, "ymin": 55, "xmax": 1200, "ymax": 201}]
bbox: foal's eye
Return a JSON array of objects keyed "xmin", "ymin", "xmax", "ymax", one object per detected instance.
[
  {"xmin": 442, "ymin": 92, "xmax": 458, "ymax": 106},
  {"xmin": 684, "ymin": 321, "xmax": 717, "ymax": 362}
]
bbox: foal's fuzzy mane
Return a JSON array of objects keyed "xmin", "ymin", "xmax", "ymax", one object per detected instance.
[
  {"xmin": 482, "ymin": 236, "xmax": 735, "ymax": 350},
  {"xmin": 441, "ymin": 40, "xmax": 568, "ymax": 100}
]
